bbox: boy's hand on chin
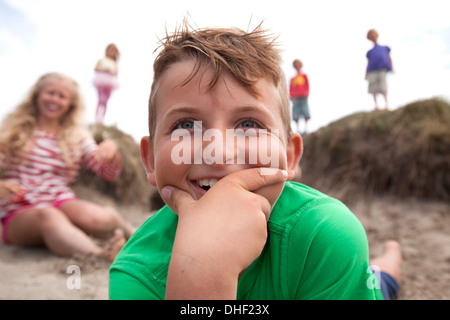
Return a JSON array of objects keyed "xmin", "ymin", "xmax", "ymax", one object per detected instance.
[{"xmin": 161, "ymin": 168, "xmax": 288, "ymax": 299}]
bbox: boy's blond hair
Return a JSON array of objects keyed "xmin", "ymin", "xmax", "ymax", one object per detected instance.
[{"xmin": 148, "ymin": 21, "xmax": 292, "ymax": 139}]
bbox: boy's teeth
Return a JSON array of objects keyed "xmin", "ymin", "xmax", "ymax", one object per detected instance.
[{"xmin": 196, "ymin": 178, "xmax": 218, "ymax": 187}]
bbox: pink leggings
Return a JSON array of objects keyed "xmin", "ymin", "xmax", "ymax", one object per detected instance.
[{"xmin": 96, "ymin": 86, "xmax": 113, "ymax": 124}]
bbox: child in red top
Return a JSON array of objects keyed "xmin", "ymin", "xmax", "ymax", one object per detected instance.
[{"xmin": 289, "ymin": 59, "xmax": 310, "ymax": 134}]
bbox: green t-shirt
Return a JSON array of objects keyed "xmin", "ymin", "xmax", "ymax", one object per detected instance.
[{"xmin": 109, "ymin": 182, "xmax": 383, "ymax": 300}]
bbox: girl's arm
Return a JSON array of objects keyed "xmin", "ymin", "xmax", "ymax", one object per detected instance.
[
  {"xmin": 95, "ymin": 139, "xmax": 122, "ymax": 167},
  {"xmin": 93, "ymin": 139, "xmax": 122, "ymax": 181},
  {"xmin": 94, "ymin": 60, "xmax": 103, "ymax": 72},
  {"xmin": 81, "ymin": 138, "xmax": 122, "ymax": 182}
]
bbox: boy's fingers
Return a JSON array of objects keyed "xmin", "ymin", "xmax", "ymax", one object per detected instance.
[
  {"xmin": 160, "ymin": 168, "xmax": 286, "ymax": 216},
  {"xmin": 228, "ymin": 168, "xmax": 288, "ymax": 192},
  {"xmin": 257, "ymin": 195, "xmax": 272, "ymax": 221},
  {"xmin": 160, "ymin": 185, "xmax": 195, "ymax": 214}
]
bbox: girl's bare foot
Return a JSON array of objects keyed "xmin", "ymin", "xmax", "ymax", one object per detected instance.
[
  {"xmin": 101, "ymin": 228, "xmax": 127, "ymax": 262},
  {"xmin": 122, "ymin": 224, "xmax": 137, "ymax": 240},
  {"xmin": 370, "ymin": 240, "xmax": 402, "ymax": 282}
]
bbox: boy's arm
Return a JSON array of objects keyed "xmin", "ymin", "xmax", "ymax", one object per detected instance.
[
  {"xmin": 305, "ymin": 75, "xmax": 310, "ymax": 97},
  {"xmin": 365, "ymin": 60, "xmax": 369, "ymax": 79},
  {"xmin": 388, "ymin": 53, "xmax": 394, "ymax": 72},
  {"xmin": 161, "ymin": 168, "xmax": 288, "ymax": 300}
]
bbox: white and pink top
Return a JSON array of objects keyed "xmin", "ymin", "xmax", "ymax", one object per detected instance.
[{"xmin": 0, "ymin": 129, "xmax": 122, "ymax": 219}]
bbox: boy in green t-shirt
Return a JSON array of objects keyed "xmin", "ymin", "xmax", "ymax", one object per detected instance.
[{"xmin": 109, "ymin": 22, "xmax": 401, "ymax": 300}]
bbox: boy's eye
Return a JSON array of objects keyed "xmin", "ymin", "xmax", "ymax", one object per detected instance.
[
  {"xmin": 175, "ymin": 120, "xmax": 195, "ymax": 130},
  {"xmin": 238, "ymin": 119, "xmax": 261, "ymax": 129}
]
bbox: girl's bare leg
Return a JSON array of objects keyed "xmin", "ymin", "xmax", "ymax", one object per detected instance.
[
  {"xmin": 7, "ymin": 208, "xmax": 102, "ymax": 256},
  {"xmin": 6, "ymin": 207, "xmax": 127, "ymax": 261},
  {"xmin": 59, "ymin": 199, "xmax": 135, "ymax": 239}
]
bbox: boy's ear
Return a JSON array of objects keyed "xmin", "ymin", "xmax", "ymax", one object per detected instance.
[
  {"xmin": 285, "ymin": 133, "xmax": 303, "ymax": 181},
  {"xmin": 140, "ymin": 136, "xmax": 157, "ymax": 186}
]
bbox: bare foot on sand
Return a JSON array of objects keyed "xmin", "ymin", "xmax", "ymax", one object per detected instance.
[
  {"xmin": 123, "ymin": 224, "xmax": 137, "ymax": 240},
  {"xmin": 370, "ymin": 240, "xmax": 403, "ymax": 282},
  {"xmin": 101, "ymin": 229, "xmax": 127, "ymax": 262}
]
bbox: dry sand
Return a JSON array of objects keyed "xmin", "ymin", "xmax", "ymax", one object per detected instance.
[
  {"xmin": 0, "ymin": 189, "xmax": 152, "ymax": 300},
  {"xmin": 0, "ymin": 189, "xmax": 449, "ymax": 300}
]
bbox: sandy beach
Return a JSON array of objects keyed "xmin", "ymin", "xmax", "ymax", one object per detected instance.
[{"xmin": 1, "ymin": 185, "xmax": 449, "ymax": 300}]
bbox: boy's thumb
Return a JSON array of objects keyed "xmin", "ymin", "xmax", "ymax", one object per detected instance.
[{"xmin": 160, "ymin": 186, "xmax": 195, "ymax": 214}]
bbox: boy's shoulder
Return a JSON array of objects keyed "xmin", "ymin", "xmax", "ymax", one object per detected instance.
[
  {"xmin": 367, "ymin": 43, "xmax": 391, "ymax": 54},
  {"xmin": 112, "ymin": 205, "xmax": 177, "ymax": 267},
  {"xmin": 272, "ymin": 181, "xmax": 369, "ymax": 269},
  {"xmin": 273, "ymin": 181, "xmax": 345, "ymax": 217},
  {"xmin": 109, "ymin": 205, "xmax": 177, "ymax": 299},
  {"xmin": 270, "ymin": 181, "xmax": 359, "ymax": 235},
  {"xmin": 128, "ymin": 204, "xmax": 178, "ymax": 246},
  {"xmin": 243, "ymin": 182, "xmax": 372, "ymax": 299}
]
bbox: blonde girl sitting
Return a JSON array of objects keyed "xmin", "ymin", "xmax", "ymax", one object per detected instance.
[{"xmin": 0, "ymin": 72, "xmax": 134, "ymax": 261}]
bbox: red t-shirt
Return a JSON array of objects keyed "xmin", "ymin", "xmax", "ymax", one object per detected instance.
[{"xmin": 289, "ymin": 73, "xmax": 309, "ymax": 98}]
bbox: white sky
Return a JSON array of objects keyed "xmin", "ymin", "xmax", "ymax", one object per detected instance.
[{"xmin": 1, "ymin": 0, "xmax": 450, "ymax": 142}]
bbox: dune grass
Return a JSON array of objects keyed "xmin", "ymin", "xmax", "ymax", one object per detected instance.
[{"xmin": 298, "ymin": 97, "xmax": 450, "ymax": 201}]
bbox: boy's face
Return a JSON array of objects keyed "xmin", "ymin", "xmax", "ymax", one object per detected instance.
[
  {"xmin": 367, "ymin": 31, "xmax": 378, "ymax": 42},
  {"xmin": 293, "ymin": 60, "xmax": 302, "ymax": 71},
  {"xmin": 141, "ymin": 59, "xmax": 302, "ymax": 208}
]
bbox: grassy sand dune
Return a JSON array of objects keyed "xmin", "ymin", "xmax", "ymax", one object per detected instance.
[{"xmin": 298, "ymin": 97, "xmax": 450, "ymax": 202}]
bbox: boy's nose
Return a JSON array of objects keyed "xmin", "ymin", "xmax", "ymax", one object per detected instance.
[{"xmin": 201, "ymin": 128, "xmax": 239, "ymax": 166}]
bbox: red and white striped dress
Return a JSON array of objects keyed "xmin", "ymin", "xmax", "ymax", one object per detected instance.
[{"xmin": 0, "ymin": 129, "xmax": 122, "ymax": 219}]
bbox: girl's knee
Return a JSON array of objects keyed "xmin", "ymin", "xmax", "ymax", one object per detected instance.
[
  {"xmin": 37, "ymin": 207, "xmax": 70, "ymax": 225},
  {"xmin": 86, "ymin": 205, "xmax": 122, "ymax": 229},
  {"xmin": 102, "ymin": 206, "xmax": 124, "ymax": 225}
]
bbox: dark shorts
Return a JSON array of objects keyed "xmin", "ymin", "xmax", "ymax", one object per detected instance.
[
  {"xmin": 292, "ymin": 97, "xmax": 310, "ymax": 121},
  {"xmin": 370, "ymin": 265, "xmax": 399, "ymax": 300},
  {"xmin": 380, "ymin": 271, "xmax": 399, "ymax": 300}
]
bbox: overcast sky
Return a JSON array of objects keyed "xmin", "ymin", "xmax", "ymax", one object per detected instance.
[{"xmin": 1, "ymin": 0, "xmax": 450, "ymax": 141}]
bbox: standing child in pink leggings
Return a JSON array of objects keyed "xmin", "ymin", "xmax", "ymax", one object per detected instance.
[{"xmin": 93, "ymin": 43, "xmax": 120, "ymax": 124}]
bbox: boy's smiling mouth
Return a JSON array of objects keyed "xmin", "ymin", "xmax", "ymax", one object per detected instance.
[
  {"xmin": 187, "ymin": 178, "xmax": 221, "ymax": 199},
  {"xmin": 195, "ymin": 178, "xmax": 219, "ymax": 191}
]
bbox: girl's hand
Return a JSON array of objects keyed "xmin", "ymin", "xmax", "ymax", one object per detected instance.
[
  {"xmin": 95, "ymin": 139, "xmax": 121, "ymax": 166},
  {"xmin": 0, "ymin": 181, "xmax": 26, "ymax": 204}
]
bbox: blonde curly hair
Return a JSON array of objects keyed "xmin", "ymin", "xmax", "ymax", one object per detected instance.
[{"xmin": 0, "ymin": 72, "xmax": 89, "ymax": 170}]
